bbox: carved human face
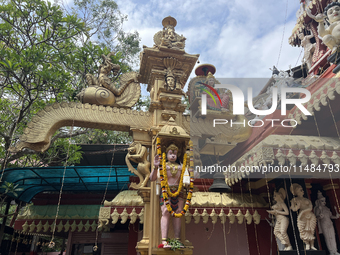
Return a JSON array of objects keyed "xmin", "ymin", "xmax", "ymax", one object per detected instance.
[
  {"xmin": 167, "ymin": 77, "xmax": 175, "ymax": 89},
  {"xmin": 320, "ymin": 197, "xmax": 326, "ymax": 206},
  {"xmin": 167, "ymin": 149, "xmax": 177, "ymax": 162},
  {"xmin": 273, "ymin": 192, "xmax": 282, "ymax": 202},
  {"xmin": 296, "ymin": 187, "xmax": 304, "ymax": 197},
  {"xmin": 298, "ymin": 33, "xmax": 304, "ymax": 40},
  {"xmin": 207, "ymin": 78, "xmax": 215, "ymax": 87},
  {"xmin": 327, "ymin": 5, "xmax": 340, "ymax": 23}
]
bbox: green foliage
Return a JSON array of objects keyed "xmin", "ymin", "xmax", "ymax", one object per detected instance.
[
  {"xmin": 0, "ymin": 0, "xmax": 141, "ymax": 170},
  {"xmin": 0, "ymin": 182, "xmax": 22, "ymax": 198},
  {"xmin": 166, "ymin": 238, "xmax": 184, "ymax": 251}
]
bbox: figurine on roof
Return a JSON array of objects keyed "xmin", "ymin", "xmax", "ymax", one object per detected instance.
[
  {"xmin": 154, "ymin": 16, "xmax": 186, "ymax": 50},
  {"xmin": 298, "ymin": 31, "xmax": 315, "ymax": 70},
  {"xmin": 308, "ymin": 2, "xmax": 340, "ymax": 54}
]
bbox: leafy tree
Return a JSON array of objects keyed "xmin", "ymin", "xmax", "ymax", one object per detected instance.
[
  {"xmin": 0, "ymin": 0, "xmax": 140, "ymax": 244},
  {"xmin": 0, "ymin": 0, "xmax": 141, "ymax": 171}
]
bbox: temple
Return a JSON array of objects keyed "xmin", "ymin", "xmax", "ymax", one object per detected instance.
[{"xmin": 2, "ymin": 2, "xmax": 340, "ymax": 254}]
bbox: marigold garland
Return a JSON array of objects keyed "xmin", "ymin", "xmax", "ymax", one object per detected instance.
[
  {"xmin": 162, "ymin": 152, "xmax": 186, "ymax": 198},
  {"xmin": 159, "ymin": 146, "xmax": 194, "ymax": 218}
]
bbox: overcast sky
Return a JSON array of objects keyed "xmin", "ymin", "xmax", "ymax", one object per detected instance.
[{"xmin": 115, "ymin": 0, "xmax": 302, "ymax": 81}]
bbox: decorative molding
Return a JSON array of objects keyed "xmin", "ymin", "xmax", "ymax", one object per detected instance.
[{"xmin": 323, "ymin": 183, "xmax": 339, "ymax": 191}]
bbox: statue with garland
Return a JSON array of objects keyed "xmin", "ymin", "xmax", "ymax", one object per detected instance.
[{"xmin": 150, "ymin": 139, "xmax": 194, "ymax": 248}]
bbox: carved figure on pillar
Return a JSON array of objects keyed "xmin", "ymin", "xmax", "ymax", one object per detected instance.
[
  {"xmin": 314, "ymin": 190, "xmax": 340, "ymax": 255},
  {"xmin": 165, "ymin": 68, "xmax": 177, "ymax": 91},
  {"xmin": 125, "ymin": 142, "xmax": 151, "ymax": 189},
  {"xmin": 150, "ymin": 139, "xmax": 194, "ymax": 249},
  {"xmin": 290, "ymin": 183, "xmax": 317, "ymax": 250},
  {"xmin": 267, "ymin": 188, "xmax": 293, "ymax": 251}
]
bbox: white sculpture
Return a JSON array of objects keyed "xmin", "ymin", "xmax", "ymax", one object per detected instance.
[
  {"xmin": 314, "ymin": 190, "xmax": 340, "ymax": 255},
  {"xmin": 290, "ymin": 183, "xmax": 317, "ymax": 250},
  {"xmin": 267, "ymin": 188, "xmax": 293, "ymax": 251},
  {"xmin": 298, "ymin": 31, "xmax": 315, "ymax": 70},
  {"xmin": 307, "ymin": 2, "xmax": 340, "ymax": 54}
]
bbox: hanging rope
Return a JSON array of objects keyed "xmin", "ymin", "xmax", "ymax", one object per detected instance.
[
  {"xmin": 94, "ymin": 144, "xmax": 116, "ymax": 251},
  {"xmin": 321, "ymin": 100, "xmax": 340, "ymax": 213},
  {"xmin": 221, "ymin": 194, "xmax": 228, "ymax": 255},
  {"xmin": 239, "ymin": 181, "xmax": 252, "ymax": 255},
  {"xmin": 49, "ymin": 107, "xmax": 77, "ymax": 247},
  {"xmin": 247, "ymin": 177, "xmax": 261, "ymax": 255},
  {"xmin": 264, "ymin": 173, "xmax": 282, "ymax": 255},
  {"xmin": 295, "ymin": 49, "xmax": 303, "ymax": 67},
  {"xmin": 286, "ymin": 172, "xmax": 307, "ymax": 255},
  {"xmin": 276, "ymin": 0, "xmax": 289, "ymax": 68}
]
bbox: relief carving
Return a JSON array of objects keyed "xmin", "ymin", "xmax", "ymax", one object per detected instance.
[{"xmin": 77, "ymin": 52, "xmax": 141, "ymax": 108}]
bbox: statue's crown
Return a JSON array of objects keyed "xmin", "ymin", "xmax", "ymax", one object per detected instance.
[
  {"xmin": 206, "ymin": 72, "xmax": 215, "ymax": 79},
  {"xmin": 317, "ymin": 190, "xmax": 324, "ymax": 200}
]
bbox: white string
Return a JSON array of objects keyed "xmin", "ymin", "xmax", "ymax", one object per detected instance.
[
  {"xmin": 277, "ymin": 0, "xmax": 289, "ymax": 68},
  {"xmin": 50, "ymin": 108, "xmax": 77, "ymax": 245}
]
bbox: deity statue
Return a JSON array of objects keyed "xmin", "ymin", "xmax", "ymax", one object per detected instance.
[
  {"xmin": 86, "ymin": 52, "xmax": 125, "ymax": 93},
  {"xmin": 160, "ymin": 24, "xmax": 186, "ymax": 50},
  {"xmin": 153, "ymin": 16, "xmax": 186, "ymax": 50},
  {"xmin": 290, "ymin": 183, "xmax": 317, "ymax": 250},
  {"xmin": 298, "ymin": 31, "xmax": 315, "ymax": 70},
  {"xmin": 314, "ymin": 190, "xmax": 340, "ymax": 255},
  {"xmin": 267, "ymin": 188, "xmax": 293, "ymax": 251},
  {"xmin": 150, "ymin": 142, "xmax": 192, "ymax": 248},
  {"xmin": 77, "ymin": 52, "xmax": 140, "ymax": 107},
  {"xmin": 200, "ymin": 72, "xmax": 232, "ymax": 111},
  {"xmin": 308, "ymin": 2, "xmax": 340, "ymax": 54}
]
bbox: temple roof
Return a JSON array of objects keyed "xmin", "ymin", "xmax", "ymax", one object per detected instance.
[
  {"xmin": 0, "ymin": 165, "xmax": 133, "ymax": 202},
  {"xmin": 104, "ymin": 190, "xmax": 268, "ymax": 208}
]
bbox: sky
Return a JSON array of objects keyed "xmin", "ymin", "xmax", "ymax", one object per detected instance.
[
  {"xmin": 60, "ymin": 0, "xmax": 304, "ymax": 95},
  {"xmin": 115, "ymin": 0, "xmax": 303, "ymax": 83}
]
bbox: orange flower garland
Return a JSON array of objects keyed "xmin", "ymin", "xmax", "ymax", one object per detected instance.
[
  {"xmin": 157, "ymin": 138, "xmax": 194, "ymax": 218},
  {"xmin": 162, "ymin": 152, "xmax": 186, "ymax": 198}
]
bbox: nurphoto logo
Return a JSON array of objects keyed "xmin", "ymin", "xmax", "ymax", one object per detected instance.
[{"xmin": 201, "ymin": 84, "xmax": 312, "ymax": 116}]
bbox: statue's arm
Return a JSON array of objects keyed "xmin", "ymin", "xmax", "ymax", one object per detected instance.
[
  {"xmin": 318, "ymin": 22, "xmax": 328, "ymax": 38},
  {"xmin": 330, "ymin": 209, "xmax": 340, "ymax": 219},
  {"xmin": 306, "ymin": 34, "xmax": 314, "ymax": 40},
  {"xmin": 149, "ymin": 155, "xmax": 159, "ymax": 181},
  {"xmin": 275, "ymin": 203, "xmax": 289, "ymax": 216}
]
